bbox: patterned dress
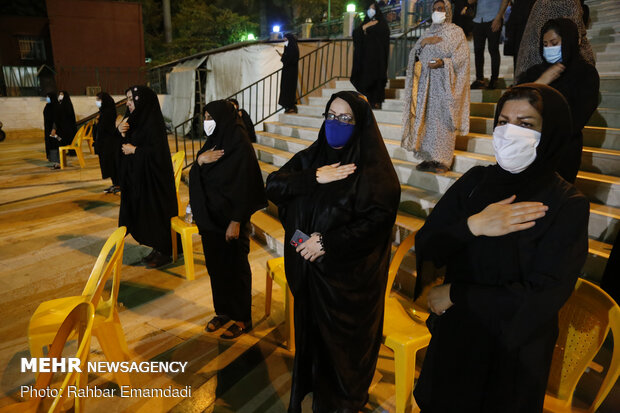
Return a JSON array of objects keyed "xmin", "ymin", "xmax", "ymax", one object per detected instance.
[{"xmin": 401, "ymin": 1, "xmax": 470, "ymax": 167}]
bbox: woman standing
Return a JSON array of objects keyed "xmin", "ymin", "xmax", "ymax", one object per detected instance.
[
  {"xmin": 278, "ymin": 33, "xmax": 300, "ymax": 114},
  {"xmin": 117, "ymin": 86, "xmax": 177, "ymax": 268},
  {"xmin": 43, "ymin": 92, "xmax": 61, "ymax": 169},
  {"xmin": 189, "ymin": 100, "xmax": 266, "ymax": 338},
  {"xmin": 57, "ymin": 90, "xmax": 78, "ymax": 147},
  {"xmin": 515, "ymin": 0, "xmax": 594, "ymax": 79},
  {"xmin": 350, "ymin": 0, "xmax": 391, "ymax": 109},
  {"xmin": 266, "ymin": 91, "xmax": 400, "ymax": 412},
  {"xmin": 518, "ymin": 18, "xmax": 599, "ymax": 183},
  {"xmin": 413, "ymin": 84, "xmax": 589, "ymax": 412},
  {"xmin": 95, "ymin": 92, "xmax": 121, "ymax": 193},
  {"xmin": 402, "ymin": 0, "xmax": 470, "ymax": 174}
]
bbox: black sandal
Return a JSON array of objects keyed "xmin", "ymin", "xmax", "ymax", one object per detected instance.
[
  {"xmin": 206, "ymin": 315, "xmax": 230, "ymax": 332},
  {"xmin": 220, "ymin": 321, "xmax": 251, "ymax": 339}
]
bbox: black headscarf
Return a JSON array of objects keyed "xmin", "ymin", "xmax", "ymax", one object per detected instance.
[
  {"xmin": 189, "ymin": 100, "xmax": 266, "ymax": 234},
  {"xmin": 266, "ymin": 91, "xmax": 400, "ymax": 411},
  {"xmin": 278, "ymin": 33, "xmax": 300, "ymax": 109},
  {"xmin": 118, "ymin": 85, "xmax": 177, "ymax": 254}
]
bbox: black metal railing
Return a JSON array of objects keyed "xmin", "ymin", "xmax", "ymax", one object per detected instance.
[
  {"xmin": 387, "ymin": 18, "xmax": 431, "ymax": 79},
  {"xmin": 75, "ymin": 98, "xmax": 128, "ymax": 128},
  {"xmin": 174, "ymin": 39, "xmax": 354, "ymax": 169}
]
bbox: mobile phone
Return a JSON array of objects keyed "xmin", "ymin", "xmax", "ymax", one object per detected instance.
[
  {"xmin": 290, "ymin": 229, "xmax": 310, "ymax": 248},
  {"xmin": 430, "ymin": 59, "xmax": 437, "ymax": 64}
]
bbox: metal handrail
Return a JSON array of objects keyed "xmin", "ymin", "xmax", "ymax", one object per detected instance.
[
  {"xmin": 388, "ymin": 18, "xmax": 430, "ymax": 78},
  {"xmin": 175, "ymin": 39, "xmax": 354, "ymax": 169},
  {"xmin": 75, "ymin": 98, "xmax": 128, "ymax": 127}
]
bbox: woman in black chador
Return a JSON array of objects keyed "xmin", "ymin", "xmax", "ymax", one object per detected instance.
[
  {"xmin": 57, "ymin": 90, "xmax": 78, "ymax": 147},
  {"xmin": 227, "ymin": 98, "xmax": 256, "ymax": 142},
  {"xmin": 518, "ymin": 18, "xmax": 599, "ymax": 183},
  {"xmin": 412, "ymin": 84, "xmax": 590, "ymax": 413},
  {"xmin": 278, "ymin": 33, "xmax": 300, "ymax": 114},
  {"xmin": 266, "ymin": 91, "xmax": 400, "ymax": 412},
  {"xmin": 94, "ymin": 92, "xmax": 120, "ymax": 194},
  {"xmin": 43, "ymin": 92, "xmax": 61, "ymax": 169},
  {"xmin": 117, "ymin": 85, "xmax": 177, "ymax": 268},
  {"xmin": 350, "ymin": 0, "xmax": 390, "ymax": 109},
  {"xmin": 189, "ymin": 100, "xmax": 266, "ymax": 339}
]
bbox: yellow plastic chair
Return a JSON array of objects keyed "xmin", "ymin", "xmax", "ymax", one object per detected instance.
[
  {"xmin": 383, "ymin": 230, "xmax": 431, "ymax": 413},
  {"xmin": 170, "ymin": 151, "xmax": 200, "ymax": 281},
  {"xmin": 265, "ymin": 256, "xmax": 295, "ymax": 351},
  {"xmin": 544, "ymin": 278, "xmax": 620, "ymax": 412},
  {"xmin": 59, "ymin": 122, "xmax": 90, "ymax": 169},
  {"xmin": 28, "ymin": 226, "xmax": 131, "ymax": 388},
  {"xmin": 0, "ymin": 302, "xmax": 95, "ymax": 413},
  {"xmin": 82, "ymin": 119, "xmax": 96, "ymax": 154}
]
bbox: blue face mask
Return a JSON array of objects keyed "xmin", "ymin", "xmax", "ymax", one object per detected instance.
[
  {"xmin": 543, "ymin": 45, "xmax": 562, "ymax": 64},
  {"xmin": 325, "ymin": 119, "xmax": 355, "ymax": 148},
  {"xmin": 46, "ymin": 97, "xmax": 51, "ymax": 103}
]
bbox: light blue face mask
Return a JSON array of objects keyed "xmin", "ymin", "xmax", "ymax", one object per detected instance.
[
  {"xmin": 46, "ymin": 97, "xmax": 51, "ymax": 103},
  {"xmin": 543, "ymin": 45, "xmax": 562, "ymax": 64}
]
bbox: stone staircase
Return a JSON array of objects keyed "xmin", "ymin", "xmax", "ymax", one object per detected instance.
[{"xmin": 247, "ymin": 0, "xmax": 619, "ymax": 291}]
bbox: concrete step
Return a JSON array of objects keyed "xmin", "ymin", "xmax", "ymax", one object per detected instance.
[
  {"xmin": 594, "ymin": 52, "xmax": 620, "ymax": 63},
  {"xmin": 588, "ymin": 33, "xmax": 620, "ymax": 45},
  {"xmin": 297, "ymin": 103, "xmax": 403, "ymax": 124},
  {"xmin": 591, "ymin": 42, "xmax": 620, "ymax": 54}
]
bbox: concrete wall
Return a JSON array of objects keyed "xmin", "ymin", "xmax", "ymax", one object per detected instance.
[{"xmin": 0, "ymin": 95, "xmax": 169, "ymax": 133}]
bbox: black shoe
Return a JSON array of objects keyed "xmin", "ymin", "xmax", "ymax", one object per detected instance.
[
  {"xmin": 429, "ymin": 161, "xmax": 449, "ymax": 174},
  {"xmin": 112, "ymin": 186, "xmax": 121, "ymax": 195},
  {"xmin": 220, "ymin": 321, "xmax": 252, "ymax": 339},
  {"xmin": 205, "ymin": 315, "xmax": 230, "ymax": 332},
  {"xmin": 471, "ymin": 79, "xmax": 486, "ymax": 89},
  {"xmin": 487, "ymin": 78, "xmax": 498, "ymax": 90},
  {"xmin": 372, "ymin": 103, "xmax": 382, "ymax": 110},
  {"xmin": 141, "ymin": 249, "xmax": 158, "ymax": 264},
  {"xmin": 104, "ymin": 185, "xmax": 115, "ymax": 193},
  {"xmin": 146, "ymin": 251, "xmax": 172, "ymax": 268},
  {"xmin": 416, "ymin": 161, "xmax": 432, "ymax": 171}
]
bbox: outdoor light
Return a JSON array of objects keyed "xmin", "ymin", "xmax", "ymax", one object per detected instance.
[
  {"xmin": 346, "ymin": 3, "xmax": 356, "ymax": 12},
  {"xmin": 272, "ymin": 25, "xmax": 280, "ymax": 33},
  {"xmin": 247, "ymin": 33, "xmax": 256, "ymax": 40}
]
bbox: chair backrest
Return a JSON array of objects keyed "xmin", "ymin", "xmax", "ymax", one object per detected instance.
[
  {"xmin": 385, "ymin": 231, "xmax": 417, "ymax": 304},
  {"xmin": 546, "ymin": 278, "xmax": 620, "ymax": 412},
  {"xmin": 81, "ymin": 226, "xmax": 126, "ymax": 320},
  {"xmin": 32, "ymin": 302, "xmax": 94, "ymax": 413},
  {"xmin": 69, "ymin": 123, "xmax": 88, "ymax": 148},
  {"xmin": 171, "ymin": 151, "xmax": 185, "ymax": 212}
]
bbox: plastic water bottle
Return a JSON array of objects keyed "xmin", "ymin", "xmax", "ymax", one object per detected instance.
[{"xmin": 184, "ymin": 204, "xmax": 193, "ymax": 224}]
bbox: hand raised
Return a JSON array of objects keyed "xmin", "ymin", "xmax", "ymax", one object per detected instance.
[
  {"xmin": 197, "ymin": 147, "xmax": 224, "ymax": 165},
  {"xmin": 537, "ymin": 63, "xmax": 565, "ymax": 85},
  {"xmin": 421, "ymin": 36, "xmax": 442, "ymax": 47},
  {"xmin": 316, "ymin": 162, "xmax": 357, "ymax": 184},
  {"xmin": 467, "ymin": 195, "xmax": 548, "ymax": 237}
]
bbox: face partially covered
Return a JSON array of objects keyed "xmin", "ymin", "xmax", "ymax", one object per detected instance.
[
  {"xmin": 497, "ymin": 99, "xmax": 543, "ymax": 132},
  {"xmin": 325, "ymin": 97, "xmax": 356, "ymax": 149},
  {"xmin": 126, "ymin": 90, "xmax": 135, "ymax": 113}
]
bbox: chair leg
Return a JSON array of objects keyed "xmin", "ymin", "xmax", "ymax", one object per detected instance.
[
  {"xmin": 94, "ymin": 320, "xmax": 131, "ymax": 387},
  {"xmin": 285, "ymin": 287, "xmax": 295, "ymax": 352},
  {"xmin": 171, "ymin": 227, "xmax": 178, "ymax": 262},
  {"xmin": 180, "ymin": 231, "xmax": 195, "ymax": 281},
  {"xmin": 76, "ymin": 150, "xmax": 85, "ymax": 168},
  {"xmin": 88, "ymin": 140, "xmax": 94, "ymax": 155},
  {"xmin": 265, "ymin": 267, "xmax": 273, "ymax": 317},
  {"xmin": 393, "ymin": 344, "xmax": 417, "ymax": 413},
  {"xmin": 59, "ymin": 149, "xmax": 66, "ymax": 169}
]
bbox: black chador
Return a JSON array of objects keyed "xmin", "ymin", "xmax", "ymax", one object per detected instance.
[
  {"xmin": 278, "ymin": 33, "xmax": 300, "ymax": 112},
  {"xmin": 517, "ymin": 18, "xmax": 599, "ymax": 183},
  {"xmin": 266, "ymin": 91, "xmax": 400, "ymax": 412},
  {"xmin": 43, "ymin": 92, "xmax": 60, "ymax": 161},
  {"xmin": 57, "ymin": 90, "xmax": 78, "ymax": 146},
  {"xmin": 189, "ymin": 100, "xmax": 267, "ymax": 324},
  {"xmin": 350, "ymin": 1, "xmax": 390, "ymax": 108},
  {"xmin": 94, "ymin": 92, "xmax": 120, "ymax": 186},
  {"xmin": 118, "ymin": 86, "xmax": 177, "ymax": 256},
  {"xmin": 413, "ymin": 84, "xmax": 590, "ymax": 413}
]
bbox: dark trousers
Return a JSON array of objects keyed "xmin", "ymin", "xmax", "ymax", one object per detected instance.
[
  {"xmin": 473, "ymin": 21, "xmax": 501, "ymax": 81},
  {"xmin": 201, "ymin": 222, "xmax": 252, "ymax": 322}
]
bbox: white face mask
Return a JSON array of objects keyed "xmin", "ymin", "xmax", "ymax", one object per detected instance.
[
  {"xmin": 58, "ymin": 94, "xmax": 64, "ymax": 102},
  {"xmin": 432, "ymin": 11, "xmax": 446, "ymax": 24},
  {"xmin": 95, "ymin": 100, "xmax": 102, "ymax": 108},
  {"xmin": 367, "ymin": 8, "xmax": 376, "ymax": 19},
  {"xmin": 543, "ymin": 45, "xmax": 562, "ymax": 64},
  {"xmin": 493, "ymin": 123, "xmax": 541, "ymax": 174},
  {"xmin": 46, "ymin": 97, "xmax": 51, "ymax": 103},
  {"xmin": 284, "ymin": 40, "xmax": 289, "ymax": 47},
  {"xmin": 203, "ymin": 119, "xmax": 216, "ymax": 136}
]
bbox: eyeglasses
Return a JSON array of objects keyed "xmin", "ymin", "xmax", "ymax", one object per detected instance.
[{"xmin": 324, "ymin": 112, "xmax": 355, "ymax": 124}]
